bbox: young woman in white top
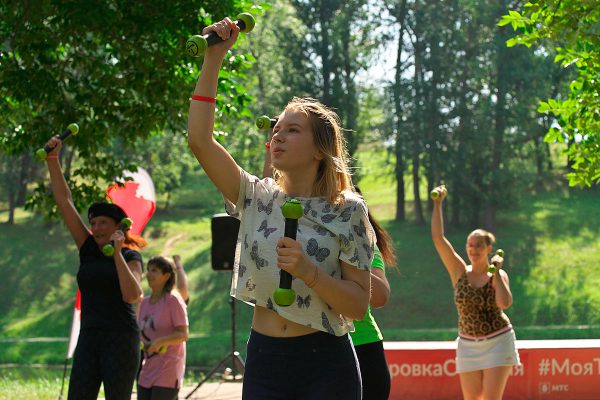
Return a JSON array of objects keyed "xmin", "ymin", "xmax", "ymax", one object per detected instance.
[{"xmin": 187, "ymin": 17, "xmax": 375, "ymax": 399}]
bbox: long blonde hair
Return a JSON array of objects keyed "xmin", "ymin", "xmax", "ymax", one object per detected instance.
[{"xmin": 272, "ymin": 97, "xmax": 353, "ymax": 205}]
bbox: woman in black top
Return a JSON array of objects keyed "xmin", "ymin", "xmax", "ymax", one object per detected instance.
[{"xmin": 44, "ymin": 135, "xmax": 146, "ymax": 400}]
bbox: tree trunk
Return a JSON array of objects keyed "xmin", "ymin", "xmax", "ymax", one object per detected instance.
[
  {"xmin": 392, "ymin": 0, "xmax": 408, "ymax": 222},
  {"xmin": 16, "ymin": 154, "xmax": 33, "ymax": 206},
  {"xmin": 341, "ymin": 5, "xmax": 358, "ymax": 157},
  {"xmin": 7, "ymin": 183, "xmax": 16, "ymax": 225},
  {"xmin": 318, "ymin": 0, "xmax": 332, "ymax": 104},
  {"xmin": 484, "ymin": 2, "xmax": 511, "ymax": 232},
  {"xmin": 451, "ymin": 6, "xmax": 474, "ymax": 227},
  {"xmin": 412, "ymin": 155, "xmax": 424, "ymax": 224},
  {"xmin": 163, "ymin": 192, "xmax": 171, "ymax": 213},
  {"xmin": 412, "ymin": 1, "xmax": 425, "ymax": 225}
]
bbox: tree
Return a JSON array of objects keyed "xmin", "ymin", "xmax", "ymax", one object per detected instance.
[
  {"xmin": 500, "ymin": 1, "xmax": 600, "ymax": 187},
  {"xmin": 0, "ymin": 0, "xmax": 255, "ymax": 221},
  {"xmin": 382, "ymin": 0, "xmax": 409, "ymax": 221},
  {"xmin": 290, "ymin": 0, "xmax": 377, "ymax": 156}
]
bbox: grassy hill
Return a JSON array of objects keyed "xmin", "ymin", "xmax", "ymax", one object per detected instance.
[{"xmin": 1, "ymin": 148, "xmax": 599, "ymax": 368}]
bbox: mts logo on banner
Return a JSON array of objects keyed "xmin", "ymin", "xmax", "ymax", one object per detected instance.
[{"xmin": 539, "ymin": 382, "xmax": 569, "ymax": 394}]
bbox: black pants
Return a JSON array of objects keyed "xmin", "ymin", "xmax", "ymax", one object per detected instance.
[
  {"xmin": 354, "ymin": 341, "xmax": 391, "ymax": 400},
  {"xmin": 242, "ymin": 329, "xmax": 362, "ymax": 400},
  {"xmin": 137, "ymin": 385, "xmax": 179, "ymax": 400},
  {"xmin": 68, "ymin": 329, "xmax": 140, "ymax": 400}
]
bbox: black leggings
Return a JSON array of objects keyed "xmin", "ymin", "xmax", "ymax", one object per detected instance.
[
  {"xmin": 354, "ymin": 341, "xmax": 391, "ymax": 400},
  {"xmin": 68, "ymin": 329, "xmax": 140, "ymax": 400},
  {"xmin": 137, "ymin": 385, "xmax": 179, "ymax": 400},
  {"xmin": 242, "ymin": 329, "xmax": 362, "ymax": 400}
]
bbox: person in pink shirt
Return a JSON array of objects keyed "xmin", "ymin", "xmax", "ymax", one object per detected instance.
[{"xmin": 138, "ymin": 256, "xmax": 189, "ymax": 400}]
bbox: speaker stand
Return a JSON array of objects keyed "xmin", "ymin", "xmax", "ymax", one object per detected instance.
[{"xmin": 185, "ymin": 295, "xmax": 245, "ymax": 399}]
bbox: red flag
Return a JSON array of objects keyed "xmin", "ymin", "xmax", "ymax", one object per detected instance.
[
  {"xmin": 66, "ymin": 290, "xmax": 81, "ymax": 358},
  {"xmin": 106, "ymin": 167, "xmax": 156, "ymax": 235}
]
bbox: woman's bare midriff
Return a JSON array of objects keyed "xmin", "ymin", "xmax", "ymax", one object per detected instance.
[{"xmin": 252, "ymin": 305, "xmax": 319, "ymax": 337}]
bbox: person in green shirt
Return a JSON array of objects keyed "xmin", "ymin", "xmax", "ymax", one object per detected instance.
[{"xmin": 351, "ymin": 188, "xmax": 397, "ymax": 400}]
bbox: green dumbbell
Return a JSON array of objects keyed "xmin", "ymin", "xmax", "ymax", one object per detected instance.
[
  {"xmin": 35, "ymin": 123, "xmax": 79, "ymax": 161},
  {"xmin": 140, "ymin": 341, "xmax": 166, "ymax": 354},
  {"xmin": 488, "ymin": 249, "xmax": 505, "ymax": 274},
  {"xmin": 431, "ymin": 186, "xmax": 447, "ymax": 200},
  {"xmin": 256, "ymin": 115, "xmax": 277, "ymax": 130},
  {"xmin": 102, "ymin": 217, "xmax": 133, "ymax": 256},
  {"xmin": 186, "ymin": 12, "xmax": 256, "ymax": 57},
  {"xmin": 273, "ymin": 199, "xmax": 304, "ymax": 307}
]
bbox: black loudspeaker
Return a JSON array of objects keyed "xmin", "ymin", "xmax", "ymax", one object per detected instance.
[{"xmin": 211, "ymin": 213, "xmax": 241, "ymax": 271}]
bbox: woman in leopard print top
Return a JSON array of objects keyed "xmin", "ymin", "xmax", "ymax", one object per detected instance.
[{"xmin": 431, "ymin": 185, "xmax": 520, "ymax": 400}]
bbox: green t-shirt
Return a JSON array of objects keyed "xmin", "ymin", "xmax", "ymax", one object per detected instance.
[{"xmin": 350, "ymin": 247, "xmax": 385, "ymax": 346}]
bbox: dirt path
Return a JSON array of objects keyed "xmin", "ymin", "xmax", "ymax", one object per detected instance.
[{"xmin": 161, "ymin": 233, "xmax": 186, "ymax": 256}]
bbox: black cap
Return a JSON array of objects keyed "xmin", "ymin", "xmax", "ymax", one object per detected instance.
[{"xmin": 88, "ymin": 202, "xmax": 127, "ymax": 223}]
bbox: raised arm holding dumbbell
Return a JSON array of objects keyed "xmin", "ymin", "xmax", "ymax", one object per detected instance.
[
  {"xmin": 40, "ymin": 127, "xmax": 146, "ymax": 400},
  {"xmin": 186, "ymin": 12, "xmax": 375, "ymax": 398},
  {"xmin": 430, "ymin": 184, "xmax": 519, "ymax": 400}
]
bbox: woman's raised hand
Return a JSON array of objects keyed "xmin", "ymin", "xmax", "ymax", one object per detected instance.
[
  {"xmin": 202, "ymin": 17, "xmax": 240, "ymax": 59},
  {"xmin": 44, "ymin": 136, "xmax": 62, "ymax": 157},
  {"xmin": 431, "ymin": 185, "xmax": 447, "ymax": 202},
  {"xmin": 109, "ymin": 230, "xmax": 125, "ymax": 253}
]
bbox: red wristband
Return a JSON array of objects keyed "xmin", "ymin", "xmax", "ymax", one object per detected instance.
[{"xmin": 191, "ymin": 95, "xmax": 216, "ymax": 103}]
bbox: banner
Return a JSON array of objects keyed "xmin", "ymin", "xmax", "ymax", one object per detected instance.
[{"xmin": 385, "ymin": 339, "xmax": 600, "ymax": 399}]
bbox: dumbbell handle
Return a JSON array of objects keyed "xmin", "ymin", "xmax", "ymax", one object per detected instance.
[
  {"xmin": 186, "ymin": 13, "xmax": 255, "ymax": 58},
  {"xmin": 36, "ymin": 123, "xmax": 79, "ymax": 160},
  {"xmin": 273, "ymin": 199, "xmax": 303, "ymax": 307},
  {"xmin": 278, "ymin": 219, "xmax": 298, "ymax": 290},
  {"xmin": 206, "ymin": 19, "xmax": 249, "ymax": 46},
  {"xmin": 44, "ymin": 126, "xmax": 76, "ymax": 152}
]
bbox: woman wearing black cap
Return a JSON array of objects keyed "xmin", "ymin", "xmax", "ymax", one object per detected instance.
[{"xmin": 44, "ymin": 135, "xmax": 147, "ymax": 400}]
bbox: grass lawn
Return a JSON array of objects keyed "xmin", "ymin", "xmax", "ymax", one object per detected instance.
[{"xmin": 1, "ymin": 148, "xmax": 599, "ymax": 372}]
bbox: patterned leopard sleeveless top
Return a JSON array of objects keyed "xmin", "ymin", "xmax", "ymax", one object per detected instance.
[{"xmin": 454, "ymin": 271, "xmax": 511, "ymax": 337}]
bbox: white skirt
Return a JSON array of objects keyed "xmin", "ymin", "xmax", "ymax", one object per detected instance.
[{"xmin": 456, "ymin": 329, "xmax": 521, "ymax": 373}]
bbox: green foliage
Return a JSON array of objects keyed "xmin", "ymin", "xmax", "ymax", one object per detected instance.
[
  {"xmin": 500, "ymin": 1, "xmax": 600, "ymax": 187},
  {"xmin": 289, "ymin": 0, "xmax": 378, "ymax": 155},
  {"xmin": 0, "ymin": 368, "xmax": 71, "ymax": 400},
  {"xmin": 378, "ymin": 0, "xmax": 565, "ymax": 227},
  {"xmin": 0, "ymin": 0, "xmax": 256, "ymax": 219}
]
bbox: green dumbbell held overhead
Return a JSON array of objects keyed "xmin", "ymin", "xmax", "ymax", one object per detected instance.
[
  {"xmin": 102, "ymin": 217, "xmax": 133, "ymax": 256},
  {"xmin": 488, "ymin": 249, "xmax": 505, "ymax": 274},
  {"xmin": 273, "ymin": 199, "xmax": 304, "ymax": 307},
  {"xmin": 431, "ymin": 186, "xmax": 447, "ymax": 200},
  {"xmin": 36, "ymin": 123, "xmax": 79, "ymax": 161},
  {"xmin": 186, "ymin": 12, "xmax": 255, "ymax": 58}
]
